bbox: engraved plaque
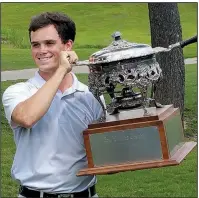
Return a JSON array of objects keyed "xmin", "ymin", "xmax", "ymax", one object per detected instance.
[
  {"xmin": 77, "ymin": 106, "xmax": 196, "ymax": 176},
  {"xmin": 89, "ymin": 126, "xmax": 162, "ymax": 166}
]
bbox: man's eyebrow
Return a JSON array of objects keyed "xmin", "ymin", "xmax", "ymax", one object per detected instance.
[
  {"xmin": 45, "ymin": 40, "xmax": 56, "ymax": 43},
  {"xmin": 31, "ymin": 40, "xmax": 56, "ymax": 44},
  {"xmin": 31, "ymin": 41, "xmax": 39, "ymax": 45}
]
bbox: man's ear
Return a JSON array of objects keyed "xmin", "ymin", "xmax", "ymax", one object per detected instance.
[{"xmin": 64, "ymin": 39, "xmax": 73, "ymax": 51}]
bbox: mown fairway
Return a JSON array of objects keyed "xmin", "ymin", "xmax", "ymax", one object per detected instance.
[{"xmin": 1, "ymin": 3, "xmax": 197, "ymax": 70}]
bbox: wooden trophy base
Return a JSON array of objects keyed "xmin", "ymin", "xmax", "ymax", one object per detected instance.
[{"xmin": 77, "ymin": 105, "xmax": 196, "ymax": 176}]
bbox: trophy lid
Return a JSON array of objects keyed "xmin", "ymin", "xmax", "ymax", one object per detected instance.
[{"xmin": 89, "ymin": 31, "xmax": 155, "ymax": 65}]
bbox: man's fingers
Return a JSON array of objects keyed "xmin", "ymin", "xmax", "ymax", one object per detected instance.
[
  {"xmin": 59, "ymin": 51, "xmax": 78, "ymax": 68},
  {"xmin": 70, "ymin": 57, "xmax": 78, "ymax": 64},
  {"xmin": 67, "ymin": 52, "xmax": 78, "ymax": 64}
]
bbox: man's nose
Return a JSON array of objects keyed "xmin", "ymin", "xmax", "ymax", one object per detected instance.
[{"xmin": 39, "ymin": 44, "xmax": 48, "ymax": 52}]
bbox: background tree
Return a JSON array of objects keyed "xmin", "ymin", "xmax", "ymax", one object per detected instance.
[{"xmin": 148, "ymin": 3, "xmax": 185, "ymax": 120}]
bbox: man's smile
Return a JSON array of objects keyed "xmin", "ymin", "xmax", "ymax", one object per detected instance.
[{"xmin": 38, "ymin": 55, "xmax": 53, "ymax": 62}]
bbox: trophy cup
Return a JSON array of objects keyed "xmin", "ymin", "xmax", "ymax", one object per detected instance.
[{"xmin": 75, "ymin": 32, "xmax": 197, "ymax": 176}]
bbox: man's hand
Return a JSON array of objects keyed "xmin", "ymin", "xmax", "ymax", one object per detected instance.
[{"xmin": 59, "ymin": 51, "xmax": 78, "ymax": 74}]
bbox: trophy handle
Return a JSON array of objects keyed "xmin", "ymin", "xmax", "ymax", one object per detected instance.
[{"xmin": 180, "ymin": 35, "xmax": 197, "ymax": 48}]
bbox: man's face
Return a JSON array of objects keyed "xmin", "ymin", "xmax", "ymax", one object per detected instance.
[{"xmin": 30, "ymin": 24, "xmax": 72, "ymax": 73}]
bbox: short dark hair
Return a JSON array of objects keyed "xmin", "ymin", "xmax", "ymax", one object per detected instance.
[{"xmin": 28, "ymin": 12, "xmax": 76, "ymax": 43}]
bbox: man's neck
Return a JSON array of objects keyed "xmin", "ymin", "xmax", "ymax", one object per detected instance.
[{"xmin": 38, "ymin": 70, "xmax": 73, "ymax": 93}]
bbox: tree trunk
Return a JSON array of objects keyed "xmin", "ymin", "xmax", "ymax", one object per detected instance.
[{"xmin": 148, "ymin": 3, "xmax": 185, "ymax": 120}]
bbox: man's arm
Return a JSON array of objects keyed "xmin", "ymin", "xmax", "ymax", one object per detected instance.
[
  {"xmin": 10, "ymin": 51, "xmax": 77, "ymax": 128},
  {"xmin": 11, "ymin": 67, "xmax": 66, "ymax": 128}
]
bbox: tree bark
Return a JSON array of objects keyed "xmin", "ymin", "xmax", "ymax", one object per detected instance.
[{"xmin": 148, "ymin": 3, "xmax": 185, "ymax": 120}]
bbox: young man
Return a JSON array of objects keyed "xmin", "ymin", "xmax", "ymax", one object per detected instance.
[{"xmin": 2, "ymin": 12, "xmax": 103, "ymax": 198}]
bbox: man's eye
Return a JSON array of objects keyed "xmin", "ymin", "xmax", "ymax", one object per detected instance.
[
  {"xmin": 32, "ymin": 43, "xmax": 39, "ymax": 48},
  {"xmin": 47, "ymin": 42, "xmax": 55, "ymax": 45}
]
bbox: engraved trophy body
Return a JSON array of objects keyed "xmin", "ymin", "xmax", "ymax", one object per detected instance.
[{"xmin": 88, "ymin": 31, "xmax": 163, "ymax": 121}]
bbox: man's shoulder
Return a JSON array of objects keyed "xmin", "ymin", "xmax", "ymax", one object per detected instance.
[
  {"xmin": 77, "ymin": 81, "xmax": 89, "ymax": 92},
  {"xmin": 3, "ymin": 80, "xmax": 35, "ymax": 96},
  {"xmin": 76, "ymin": 81, "xmax": 97, "ymax": 102}
]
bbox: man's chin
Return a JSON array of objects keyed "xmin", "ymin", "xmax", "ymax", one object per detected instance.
[{"xmin": 38, "ymin": 65, "xmax": 58, "ymax": 73}]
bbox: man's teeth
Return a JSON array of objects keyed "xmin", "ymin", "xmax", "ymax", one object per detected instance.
[{"xmin": 39, "ymin": 57, "xmax": 52, "ymax": 60}]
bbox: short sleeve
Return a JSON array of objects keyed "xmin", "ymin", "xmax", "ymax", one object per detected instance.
[
  {"xmin": 91, "ymin": 94, "xmax": 106, "ymax": 121},
  {"xmin": 2, "ymin": 82, "xmax": 31, "ymax": 128}
]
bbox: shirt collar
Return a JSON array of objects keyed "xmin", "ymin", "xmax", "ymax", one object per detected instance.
[{"xmin": 28, "ymin": 71, "xmax": 86, "ymax": 94}]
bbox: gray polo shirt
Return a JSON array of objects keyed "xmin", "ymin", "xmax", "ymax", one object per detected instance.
[{"xmin": 2, "ymin": 72, "xmax": 104, "ymax": 193}]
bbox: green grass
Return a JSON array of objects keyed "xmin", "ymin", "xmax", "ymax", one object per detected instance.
[
  {"xmin": 184, "ymin": 64, "xmax": 197, "ymax": 137},
  {"xmin": 97, "ymin": 149, "xmax": 197, "ymax": 197},
  {"xmin": 1, "ymin": 3, "xmax": 197, "ymax": 71},
  {"xmin": 1, "ymin": 64, "xmax": 197, "ymax": 197}
]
